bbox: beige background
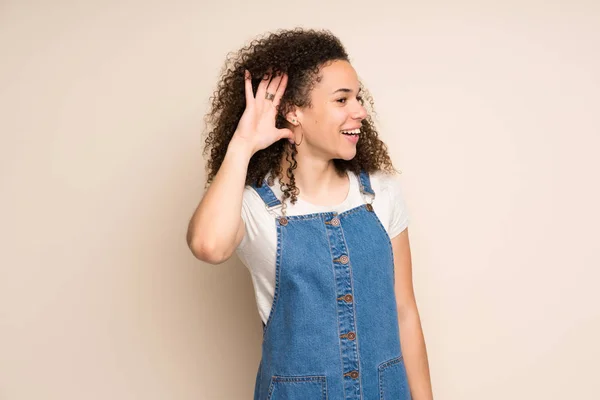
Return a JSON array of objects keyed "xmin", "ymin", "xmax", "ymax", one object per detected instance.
[{"xmin": 1, "ymin": 0, "xmax": 599, "ymax": 399}]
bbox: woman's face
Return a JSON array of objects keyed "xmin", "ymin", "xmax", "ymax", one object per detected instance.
[{"xmin": 294, "ymin": 60, "xmax": 367, "ymax": 161}]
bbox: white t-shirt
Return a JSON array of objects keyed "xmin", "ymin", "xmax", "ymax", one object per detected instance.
[{"xmin": 235, "ymin": 170, "xmax": 410, "ymax": 325}]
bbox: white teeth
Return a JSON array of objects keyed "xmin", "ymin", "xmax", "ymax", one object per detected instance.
[{"xmin": 341, "ymin": 128, "xmax": 361, "ymax": 135}]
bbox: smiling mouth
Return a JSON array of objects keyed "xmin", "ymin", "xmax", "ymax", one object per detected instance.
[{"xmin": 341, "ymin": 128, "xmax": 361, "ymax": 136}]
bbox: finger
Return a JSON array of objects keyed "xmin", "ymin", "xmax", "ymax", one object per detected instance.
[
  {"xmin": 278, "ymin": 128, "xmax": 294, "ymax": 143},
  {"xmin": 266, "ymin": 71, "xmax": 283, "ymax": 94},
  {"xmin": 272, "ymin": 73, "xmax": 288, "ymax": 107},
  {"xmin": 265, "ymin": 72, "xmax": 284, "ymax": 104},
  {"xmin": 255, "ymin": 70, "xmax": 273, "ymax": 101},
  {"xmin": 244, "ymin": 70, "xmax": 254, "ymax": 105}
]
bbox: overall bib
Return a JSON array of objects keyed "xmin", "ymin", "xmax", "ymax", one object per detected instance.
[{"xmin": 251, "ymin": 171, "xmax": 411, "ymax": 400}]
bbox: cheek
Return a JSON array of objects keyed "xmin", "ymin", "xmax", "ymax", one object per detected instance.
[
  {"xmin": 303, "ymin": 106, "xmax": 345, "ymax": 135},
  {"xmin": 332, "ymin": 109, "xmax": 348, "ymax": 124}
]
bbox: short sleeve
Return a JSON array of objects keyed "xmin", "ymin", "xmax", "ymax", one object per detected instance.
[
  {"xmin": 387, "ymin": 174, "xmax": 410, "ymax": 239},
  {"xmin": 237, "ymin": 189, "xmax": 259, "ymax": 250}
]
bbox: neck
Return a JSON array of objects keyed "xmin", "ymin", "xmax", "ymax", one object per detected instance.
[{"xmin": 278, "ymin": 145, "xmax": 347, "ymax": 200}]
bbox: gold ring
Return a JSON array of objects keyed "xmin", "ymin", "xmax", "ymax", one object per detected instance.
[{"xmin": 265, "ymin": 92, "xmax": 275, "ymax": 101}]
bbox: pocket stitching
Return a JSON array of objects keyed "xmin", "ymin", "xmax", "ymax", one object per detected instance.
[
  {"xmin": 378, "ymin": 356, "xmax": 406, "ymax": 400},
  {"xmin": 267, "ymin": 375, "xmax": 327, "ymax": 400}
]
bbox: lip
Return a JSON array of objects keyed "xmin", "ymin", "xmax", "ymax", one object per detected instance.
[
  {"xmin": 340, "ymin": 127, "xmax": 362, "ymax": 131},
  {"xmin": 343, "ymin": 133, "xmax": 359, "ymax": 144}
]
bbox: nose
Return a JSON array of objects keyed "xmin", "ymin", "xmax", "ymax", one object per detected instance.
[{"xmin": 352, "ymin": 101, "xmax": 367, "ymax": 120}]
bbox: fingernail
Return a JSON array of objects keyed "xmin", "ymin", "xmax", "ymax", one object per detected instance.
[
  {"xmin": 263, "ymin": 73, "xmax": 270, "ymax": 80},
  {"xmin": 244, "ymin": 70, "xmax": 250, "ymax": 79}
]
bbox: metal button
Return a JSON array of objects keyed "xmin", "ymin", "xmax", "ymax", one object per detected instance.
[
  {"xmin": 366, "ymin": 203, "xmax": 374, "ymax": 212},
  {"xmin": 345, "ymin": 370, "xmax": 359, "ymax": 379},
  {"xmin": 331, "ymin": 217, "xmax": 340, "ymax": 226},
  {"xmin": 279, "ymin": 217, "xmax": 288, "ymax": 226},
  {"xmin": 347, "ymin": 332, "xmax": 356, "ymax": 340},
  {"xmin": 344, "ymin": 294, "xmax": 353, "ymax": 302},
  {"xmin": 339, "ymin": 255, "xmax": 349, "ymax": 264}
]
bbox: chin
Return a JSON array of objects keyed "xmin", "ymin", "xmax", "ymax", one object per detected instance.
[{"xmin": 338, "ymin": 149, "xmax": 357, "ymax": 161}]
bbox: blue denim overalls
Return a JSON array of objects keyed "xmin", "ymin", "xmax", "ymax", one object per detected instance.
[{"xmin": 250, "ymin": 171, "xmax": 411, "ymax": 400}]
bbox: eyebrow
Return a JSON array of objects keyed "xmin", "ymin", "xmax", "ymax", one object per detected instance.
[{"xmin": 331, "ymin": 88, "xmax": 362, "ymax": 95}]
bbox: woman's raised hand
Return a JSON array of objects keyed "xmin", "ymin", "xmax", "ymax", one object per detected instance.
[{"xmin": 231, "ymin": 70, "xmax": 294, "ymax": 154}]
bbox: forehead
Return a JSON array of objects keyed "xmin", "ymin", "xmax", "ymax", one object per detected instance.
[{"xmin": 313, "ymin": 60, "xmax": 360, "ymax": 92}]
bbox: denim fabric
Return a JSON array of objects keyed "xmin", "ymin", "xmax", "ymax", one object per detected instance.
[{"xmin": 251, "ymin": 171, "xmax": 411, "ymax": 400}]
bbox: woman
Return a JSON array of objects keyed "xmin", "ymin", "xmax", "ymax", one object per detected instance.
[{"xmin": 187, "ymin": 28, "xmax": 433, "ymax": 400}]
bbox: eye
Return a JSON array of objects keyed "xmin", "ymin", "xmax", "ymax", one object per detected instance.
[{"xmin": 336, "ymin": 95, "xmax": 363, "ymax": 104}]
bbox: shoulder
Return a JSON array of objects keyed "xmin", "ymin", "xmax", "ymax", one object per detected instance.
[
  {"xmin": 367, "ymin": 170, "xmax": 410, "ymax": 238},
  {"xmin": 241, "ymin": 184, "xmax": 271, "ymax": 222},
  {"xmin": 242, "ymin": 184, "xmax": 263, "ymax": 206},
  {"xmin": 367, "ymin": 170, "xmax": 403, "ymax": 196},
  {"xmin": 238, "ymin": 185, "xmax": 272, "ymax": 247}
]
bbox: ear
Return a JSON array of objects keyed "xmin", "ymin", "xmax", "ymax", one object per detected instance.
[{"xmin": 285, "ymin": 108, "xmax": 300, "ymax": 127}]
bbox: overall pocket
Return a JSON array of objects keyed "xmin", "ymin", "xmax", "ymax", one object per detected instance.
[
  {"xmin": 266, "ymin": 375, "xmax": 327, "ymax": 400},
  {"xmin": 378, "ymin": 356, "xmax": 411, "ymax": 400}
]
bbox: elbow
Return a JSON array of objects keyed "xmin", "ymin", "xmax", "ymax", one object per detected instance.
[{"xmin": 187, "ymin": 235, "xmax": 231, "ymax": 265}]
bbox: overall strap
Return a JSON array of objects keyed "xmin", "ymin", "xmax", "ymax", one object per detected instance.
[
  {"xmin": 252, "ymin": 171, "xmax": 374, "ymax": 209},
  {"xmin": 358, "ymin": 170, "xmax": 375, "ymax": 196},
  {"xmin": 251, "ymin": 179, "xmax": 282, "ymax": 209}
]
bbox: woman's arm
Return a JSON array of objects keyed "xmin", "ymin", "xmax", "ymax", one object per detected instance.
[
  {"xmin": 186, "ymin": 70, "xmax": 293, "ymax": 264},
  {"xmin": 186, "ymin": 140, "xmax": 252, "ymax": 264},
  {"xmin": 392, "ymin": 228, "xmax": 434, "ymax": 399}
]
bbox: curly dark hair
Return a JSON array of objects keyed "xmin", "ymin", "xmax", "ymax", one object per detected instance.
[{"xmin": 203, "ymin": 28, "xmax": 396, "ymax": 212}]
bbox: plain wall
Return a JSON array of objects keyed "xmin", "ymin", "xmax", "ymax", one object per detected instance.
[{"xmin": 1, "ymin": 0, "xmax": 599, "ymax": 399}]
